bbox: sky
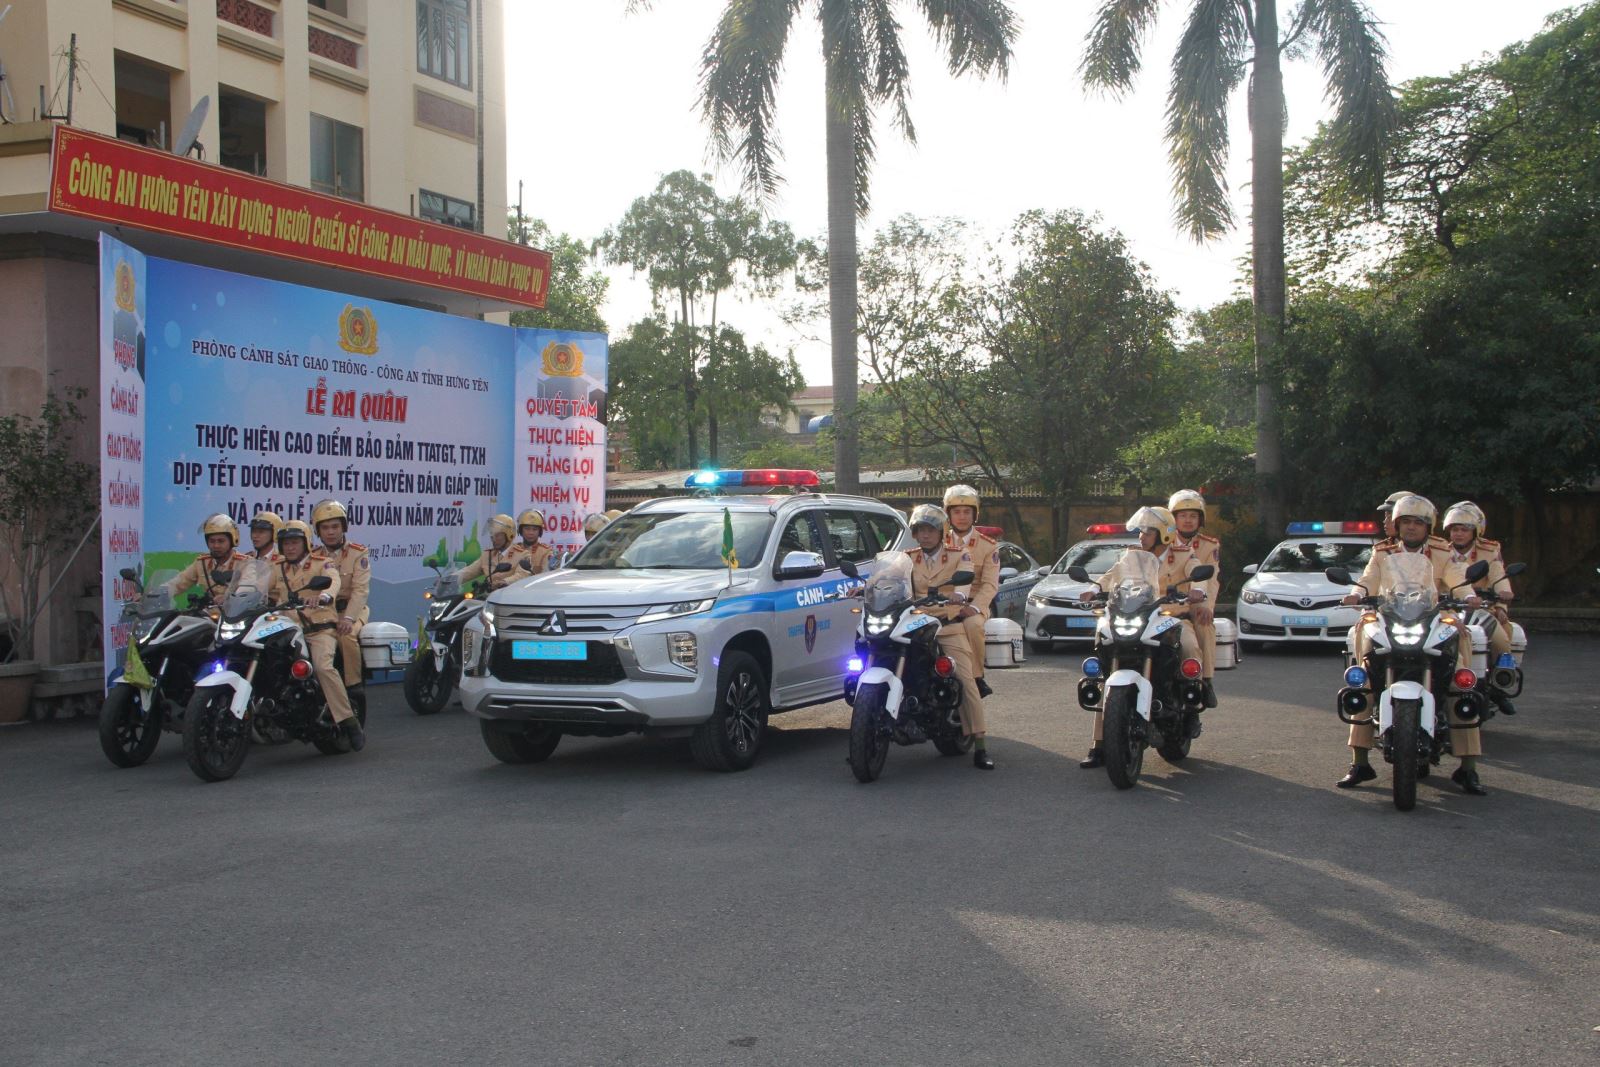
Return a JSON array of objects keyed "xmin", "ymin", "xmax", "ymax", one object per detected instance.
[{"xmin": 505, "ymin": 1, "xmax": 1561, "ymax": 388}]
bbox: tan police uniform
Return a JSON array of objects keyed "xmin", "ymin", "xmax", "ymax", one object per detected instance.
[
  {"xmin": 908, "ymin": 543, "xmax": 987, "ymax": 737},
  {"xmin": 518, "ymin": 541, "xmax": 554, "ymax": 576},
  {"xmin": 1172, "ymin": 530, "xmax": 1221, "ymax": 678},
  {"xmin": 945, "ymin": 525, "xmax": 999, "ymax": 682},
  {"xmin": 1346, "ymin": 541, "xmax": 1478, "ymax": 756},
  {"xmin": 269, "ymin": 550, "xmax": 355, "ymax": 724},
  {"xmin": 459, "ymin": 541, "xmax": 529, "ymax": 592},
  {"xmin": 167, "ymin": 550, "xmax": 251, "ymax": 607},
  {"xmin": 324, "ymin": 540, "xmax": 371, "ymax": 688},
  {"xmin": 246, "ymin": 547, "xmax": 283, "ymax": 564},
  {"xmin": 1438, "ymin": 537, "xmax": 1513, "ymax": 661},
  {"xmin": 1087, "ymin": 546, "xmax": 1202, "ymax": 744}
]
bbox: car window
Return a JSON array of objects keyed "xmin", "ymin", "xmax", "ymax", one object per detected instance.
[
  {"xmin": 822, "ymin": 510, "xmax": 875, "ymax": 565},
  {"xmin": 861, "ymin": 511, "xmax": 905, "ymax": 554},
  {"xmin": 1259, "ymin": 541, "xmax": 1374, "ymax": 573},
  {"xmin": 773, "ymin": 512, "xmax": 825, "ymax": 563},
  {"xmin": 998, "ymin": 544, "xmax": 1030, "ymax": 572},
  {"xmin": 1052, "ymin": 542, "xmax": 1132, "ymax": 575}
]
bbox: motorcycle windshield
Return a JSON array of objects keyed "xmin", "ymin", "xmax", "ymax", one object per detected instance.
[
  {"xmin": 863, "ymin": 551, "xmax": 913, "ymax": 613},
  {"xmin": 137, "ymin": 569, "xmax": 178, "ymax": 616},
  {"xmin": 221, "ymin": 558, "xmax": 274, "ymax": 620},
  {"xmin": 1383, "ymin": 581, "xmax": 1436, "ymax": 624},
  {"xmin": 1111, "ymin": 579, "xmax": 1156, "ymax": 616},
  {"xmin": 433, "ymin": 569, "xmax": 464, "ymax": 598}
]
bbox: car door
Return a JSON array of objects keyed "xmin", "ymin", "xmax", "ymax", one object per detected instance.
[
  {"xmin": 783, "ymin": 507, "xmax": 877, "ymax": 702},
  {"xmin": 992, "ymin": 542, "xmax": 1040, "ymax": 623},
  {"xmin": 768, "ymin": 509, "xmax": 831, "ymax": 704}
]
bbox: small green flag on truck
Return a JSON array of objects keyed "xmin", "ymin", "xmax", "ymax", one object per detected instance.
[{"xmin": 721, "ymin": 507, "xmax": 738, "ymax": 569}]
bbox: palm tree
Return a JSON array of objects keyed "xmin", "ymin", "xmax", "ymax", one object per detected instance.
[
  {"xmin": 1081, "ymin": 0, "xmax": 1394, "ymax": 531},
  {"xmin": 634, "ymin": 1, "xmax": 1018, "ymax": 493}
]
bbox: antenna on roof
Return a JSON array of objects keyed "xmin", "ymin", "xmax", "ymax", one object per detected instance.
[{"xmin": 172, "ymin": 94, "xmax": 209, "ymax": 159}]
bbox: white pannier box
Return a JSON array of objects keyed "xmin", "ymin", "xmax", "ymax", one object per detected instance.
[
  {"xmin": 359, "ymin": 621, "xmax": 413, "ymax": 669},
  {"xmin": 984, "ymin": 618, "xmax": 1025, "ymax": 668},
  {"xmin": 1213, "ymin": 617, "xmax": 1239, "ymax": 670}
]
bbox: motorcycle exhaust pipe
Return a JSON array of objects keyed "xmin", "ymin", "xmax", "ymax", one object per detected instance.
[{"xmin": 1337, "ymin": 686, "xmax": 1369, "ymax": 724}]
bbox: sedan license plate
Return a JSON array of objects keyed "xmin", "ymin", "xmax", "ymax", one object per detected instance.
[
  {"xmin": 1282, "ymin": 614, "xmax": 1329, "ymax": 627},
  {"xmin": 511, "ymin": 640, "xmax": 587, "ymax": 661},
  {"xmin": 1066, "ymin": 617, "xmax": 1098, "ymax": 629}
]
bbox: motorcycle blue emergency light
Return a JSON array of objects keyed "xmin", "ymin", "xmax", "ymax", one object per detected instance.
[
  {"xmin": 846, "ymin": 657, "xmax": 864, "ymax": 674},
  {"xmin": 1344, "ymin": 665, "xmax": 1368, "ymax": 688},
  {"xmin": 1496, "ymin": 653, "xmax": 1517, "ymax": 668},
  {"xmin": 211, "ymin": 661, "xmax": 226, "ymax": 674},
  {"xmin": 1081, "ymin": 657, "xmax": 1102, "ymax": 678}
]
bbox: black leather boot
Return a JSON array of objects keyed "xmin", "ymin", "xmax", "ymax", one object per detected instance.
[
  {"xmin": 976, "ymin": 677, "xmax": 994, "ymax": 699},
  {"xmin": 1451, "ymin": 765, "xmax": 1487, "ymax": 795},
  {"xmin": 341, "ymin": 716, "xmax": 367, "ymax": 753},
  {"xmin": 1201, "ymin": 679, "xmax": 1218, "ymax": 709},
  {"xmin": 973, "ymin": 747, "xmax": 995, "ymax": 770},
  {"xmin": 1336, "ymin": 762, "xmax": 1377, "ymax": 788},
  {"xmin": 1079, "ymin": 747, "xmax": 1104, "ymax": 769}
]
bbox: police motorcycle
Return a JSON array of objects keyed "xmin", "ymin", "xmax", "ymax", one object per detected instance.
[
  {"xmin": 403, "ymin": 563, "xmax": 507, "ymax": 715},
  {"xmin": 1327, "ymin": 556, "xmax": 1490, "ymax": 811},
  {"xmin": 98, "ymin": 567, "xmax": 222, "ymax": 768},
  {"xmin": 1070, "ymin": 554, "xmax": 1216, "ymax": 790},
  {"xmin": 1463, "ymin": 563, "xmax": 1528, "ymax": 711},
  {"xmin": 837, "ymin": 552, "xmax": 976, "ymax": 783},
  {"xmin": 181, "ymin": 558, "xmax": 366, "ymax": 782}
]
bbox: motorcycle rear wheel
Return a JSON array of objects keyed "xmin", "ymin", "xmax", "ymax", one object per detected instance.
[
  {"xmin": 182, "ymin": 688, "xmax": 251, "ymax": 783},
  {"xmin": 99, "ymin": 684, "xmax": 164, "ymax": 768},
  {"xmin": 1157, "ymin": 713, "xmax": 1195, "ymax": 764},
  {"xmin": 1102, "ymin": 687, "xmax": 1145, "ymax": 790},
  {"xmin": 1390, "ymin": 698, "xmax": 1420, "ymax": 811},
  {"xmin": 403, "ymin": 653, "xmax": 453, "ymax": 715},
  {"xmin": 848, "ymin": 683, "xmax": 890, "ymax": 783}
]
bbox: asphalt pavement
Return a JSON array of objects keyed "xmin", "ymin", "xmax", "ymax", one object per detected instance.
[{"xmin": 3, "ymin": 637, "xmax": 1597, "ymax": 1067}]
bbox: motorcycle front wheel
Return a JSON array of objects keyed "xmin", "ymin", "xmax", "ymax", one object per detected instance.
[
  {"xmin": 1102, "ymin": 686, "xmax": 1145, "ymax": 789},
  {"xmin": 848, "ymin": 683, "xmax": 890, "ymax": 783},
  {"xmin": 98, "ymin": 684, "xmax": 163, "ymax": 768},
  {"xmin": 1390, "ymin": 697, "xmax": 1420, "ymax": 811},
  {"xmin": 403, "ymin": 652, "xmax": 453, "ymax": 715},
  {"xmin": 181, "ymin": 687, "xmax": 251, "ymax": 783}
]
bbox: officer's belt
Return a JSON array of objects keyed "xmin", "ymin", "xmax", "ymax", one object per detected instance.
[{"xmin": 302, "ymin": 620, "xmax": 337, "ymax": 633}]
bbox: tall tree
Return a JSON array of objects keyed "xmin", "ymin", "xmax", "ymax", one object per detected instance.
[
  {"xmin": 505, "ymin": 216, "xmax": 610, "ymax": 334},
  {"xmin": 1079, "ymin": 0, "xmax": 1396, "ymax": 532},
  {"xmin": 633, "ymin": 0, "xmax": 1018, "ymax": 493},
  {"xmin": 598, "ymin": 170, "xmax": 798, "ymax": 465}
]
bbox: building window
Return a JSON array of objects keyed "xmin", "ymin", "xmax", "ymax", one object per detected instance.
[
  {"xmin": 114, "ymin": 53, "xmax": 172, "ymax": 148},
  {"xmin": 419, "ymin": 189, "xmax": 477, "ymax": 231},
  {"xmin": 309, "ymin": 0, "xmax": 349, "ymax": 15},
  {"xmin": 417, "ymin": 0, "xmax": 471, "ymax": 89},
  {"xmin": 218, "ymin": 91, "xmax": 267, "ymax": 176},
  {"xmin": 310, "ymin": 114, "xmax": 364, "ymax": 201}
]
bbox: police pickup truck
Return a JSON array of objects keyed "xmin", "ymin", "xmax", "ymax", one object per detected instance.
[{"xmin": 458, "ymin": 470, "xmax": 908, "ymax": 771}]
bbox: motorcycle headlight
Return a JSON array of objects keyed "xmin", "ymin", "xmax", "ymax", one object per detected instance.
[
  {"xmin": 218, "ymin": 620, "xmax": 247, "ymax": 641},
  {"xmin": 1113, "ymin": 616, "xmax": 1142, "ymax": 637},
  {"xmin": 1391, "ymin": 623, "xmax": 1425, "ymax": 645},
  {"xmin": 428, "ymin": 599, "xmax": 449, "ymax": 620},
  {"xmin": 1240, "ymin": 589, "xmax": 1270, "ymax": 605},
  {"xmin": 134, "ymin": 616, "xmax": 163, "ymax": 642},
  {"xmin": 865, "ymin": 613, "xmax": 895, "ymax": 635},
  {"xmin": 638, "ymin": 599, "xmax": 715, "ymax": 625}
]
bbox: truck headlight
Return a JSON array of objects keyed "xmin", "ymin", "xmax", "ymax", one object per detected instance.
[
  {"xmin": 639, "ymin": 599, "xmax": 715, "ymax": 625},
  {"xmin": 667, "ymin": 632, "xmax": 697, "ymax": 672},
  {"xmin": 1240, "ymin": 589, "xmax": 1270, "ymax": 605}
]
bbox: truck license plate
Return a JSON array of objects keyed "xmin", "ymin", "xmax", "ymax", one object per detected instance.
[{"xmin": 512, "ymin": 640, "xmax": 588, "ymax": 661}]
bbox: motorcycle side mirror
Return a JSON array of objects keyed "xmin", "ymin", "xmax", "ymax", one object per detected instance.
[
  {"xmin": 1325, "ymin": 567, "xmax": 1354, "ymax": 586},
  {"xmin": 494, "ymin": 563, "xmax": 512, "ymax": 573},
  {"xmin": 1189, "ymin": 564, "xmax": 1215, "ymax": 583},
  {"xmin": 1503, "ymin": 562, "xmax": 1527, "ymax": 578},
  {"xmin": 1066, "ymin": 565, "xmax": 1090, "ymax": 583},
  {"xmin": 945, "ymin": 570, "xmax": 975, "ymax": 587},
  {"xmin": 119, "ymin": 567, "xmax": 139, "ymax": 581},
  {"xmin": 520, "ymin": 558, "xmax": 533, "ymax": 570},
  {"xmin": 307, "ymin": 575, "xmax": 334, "ymax": 591},
  {"xmin": 1464, "ymin": 560, "xmax": 1490, "ymax": 583},
  {"xmin": 211, "ymin": 570, "xmax": 234, "ymax": 586},
  {"xmin": 839, "ymin": 559, "xmax": 860, "ymax": 580}
]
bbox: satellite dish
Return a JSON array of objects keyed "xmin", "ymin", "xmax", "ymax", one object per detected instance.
[{"xmin": 172, "ymin": 94, "xmax": 209, "ymax": 157}]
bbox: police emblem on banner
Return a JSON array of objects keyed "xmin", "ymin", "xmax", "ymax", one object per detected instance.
[
  {"xmin": 338, "ymin": 304, "xmax": 379, "ymax": 355},
  {"xmin": 804, "ymin": 614, "xmax": 818, "ymax": 654},
  {"xmin": 114, "ymin": 261, "xmax": 137, "ymax": 312},
  {"xmin": 541, "ymin": 341, "xmax": 584, "ymax": 377}
]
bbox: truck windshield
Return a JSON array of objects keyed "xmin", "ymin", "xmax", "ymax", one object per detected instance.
[{"xmin": 568, "ymin": 511, "xmax": 775, "ymax": 570}]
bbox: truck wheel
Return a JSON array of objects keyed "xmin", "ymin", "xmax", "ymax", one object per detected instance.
[{"xmin": 690, "ymin": 650, "xmax": 768, "ymax": 772}]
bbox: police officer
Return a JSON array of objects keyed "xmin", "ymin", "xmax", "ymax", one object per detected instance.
[
  {"xmin": 1441, "ymin": 501, "xmax": 1517, "ymax": 717},
  {"xmin": 942, "ymin": 484, "xmax": 999, "ymax": 698},
  {"xmin": 245, "ymin": 511, "xmax": 284, "ymax": 562},
  {"xmin": 1078, "ymin": 506, "xmax": 1205, "ymax": 768},
  {"xmin": 459, "ymin": 514, "xmax": 526, "ymax": 592},
  {"xmin": 1376, "ymin": 490, "xmax": 1448, "ymax": 552},
  {"xmin": 1168, "ymin": 489, "xmax": 1221, "ymax": 708},
  {"xmin": 907, "ymin": 504, "xmax": 994, "ymax": 770},
  {"xmin": 311, "ymin": 499, "xmax": 370, "ymax": 698},
  {"xmin": 582, "ymin": 513, "xmax": 609, "ymax": 542},
  {"xmin": 271, "ymin": 519, "xmax": 364, "ymax": 751},
  {"xmin": 515, "ymin": 508, "xmax": 555, "ymax": 575},
  {"xmin": 166, "ymin": 514, "xmax": 250, "ymax": 606},
  {"xmin": 1338, "ymin": 494, "xmax": 1480, "ymax": 793}
]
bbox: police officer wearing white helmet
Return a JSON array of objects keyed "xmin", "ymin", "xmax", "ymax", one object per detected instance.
[
  {"xmin": 906, "ymin": 504, "xmax": 994, "ymax": 769},
  {"xmin": 1168, "ymin": 489, "xmax": 1222, "ymax": 708},
  {"xmin": 941, "ymin": 484, "xmax": 1000, "ymax": 699},
  {"xmin": 1440, "ymin": 500, "xmax": 1517, "ymax": 717}
]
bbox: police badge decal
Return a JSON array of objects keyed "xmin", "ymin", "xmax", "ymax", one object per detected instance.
[
  {"xmin": 338, "ymin": 304, "xmax": 379, "ymax": 355},
  {"xmin": 804, "ymin": 614, "xmax": 818, "ymax": 653}
]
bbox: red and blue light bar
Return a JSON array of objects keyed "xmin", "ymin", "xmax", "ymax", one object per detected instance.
[
  {"xmin": 1285, "ymin": 520, "xmax": 1380, "ymax": 536},
  {"xmin": 1085, "ymin": 523, "xmax": 1126, "ymax": 536},
  {"xmin": 686, "ymin": 469, "xmax": 821, "ymax": 489}
]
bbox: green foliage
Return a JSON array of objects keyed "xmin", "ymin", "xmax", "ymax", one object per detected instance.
[
  {"xmin": 505, "ymin": 216, "xmax": 609, "ymax": 334},
  {"xmin": 1119, "ymin": 416, "xmax": 1253, "ymax": 496},
  {"xmin": 0, "ymin": 386, "xmax": 99, "ymax": 661}
]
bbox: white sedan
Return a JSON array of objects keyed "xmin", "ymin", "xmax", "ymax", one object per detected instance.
[
  {"xmin": 1236, "ymin": 532, "xmax": 1378, "ymax": 650},
  {"xmin": 1024, "ymin": 532, "xmax": 1139, "ymax": 652}
]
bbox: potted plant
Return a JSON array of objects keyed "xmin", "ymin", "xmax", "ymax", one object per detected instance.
[{"xmin": 0, "ymin": 385, "xmax": 98, "ymax": 723}]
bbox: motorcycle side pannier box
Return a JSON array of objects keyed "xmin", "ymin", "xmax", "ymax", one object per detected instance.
[
  {"xmin": 1510, "ymin": 622, "xmax": 1527, "ymax": 667},
  {"xmin": 360, "ymin": 621, "xmax": 414, "ymax": 668},
  {"xmin": 1213, "ymin": 617, "xmax": 1239, "ymax": 670},
  {"xmin": 984, "ymin": 618, "xmax": 1025, "ymax": 668}
]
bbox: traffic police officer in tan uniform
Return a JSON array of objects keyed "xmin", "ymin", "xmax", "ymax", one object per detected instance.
[
  {"xmin": 582, "ymin": 513, "xmax": 610, "ymax": 542},
  {"xmin": 907, "ymin": 504, "xmax": 994, "ymax": 769},
  {"xmin": 942, "ymin": 484, "xmax": 999, "ymax": 698},
  {"xmin": 1168, "ymin": 489, "xmax": 1221, "ymax": 708},
  {"xmin": 270, "ymin": 519, "xmax": 364, "ymax": 751},
  {"xmin": 1441, "ymin": 501, "xmax": 1517, "ymax": 717},
  {"xmin": 515, "ymin": 508, "xmax": 555, "ymax": 575},
  {"xmin": 311, "ymin": 499, "xmax": 370, "ymax": 697},
  {"xmin": 1078, "ymin": 506, "xmax": 1205, "ymax": 768},
  {"xmin": 245, "ymin": 511, "xmax": 284, "ymax": 562},
  {"xmin": 458, "ymin": 514, "xmax": 527, "ymax": 592},
  {"xmin": 1337, "ymin": 494, "xmax": 1482, "ymax": 793},
  {"xmin": 166, "ymin": 514, "xmax": 250, "ymax": 606}
]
